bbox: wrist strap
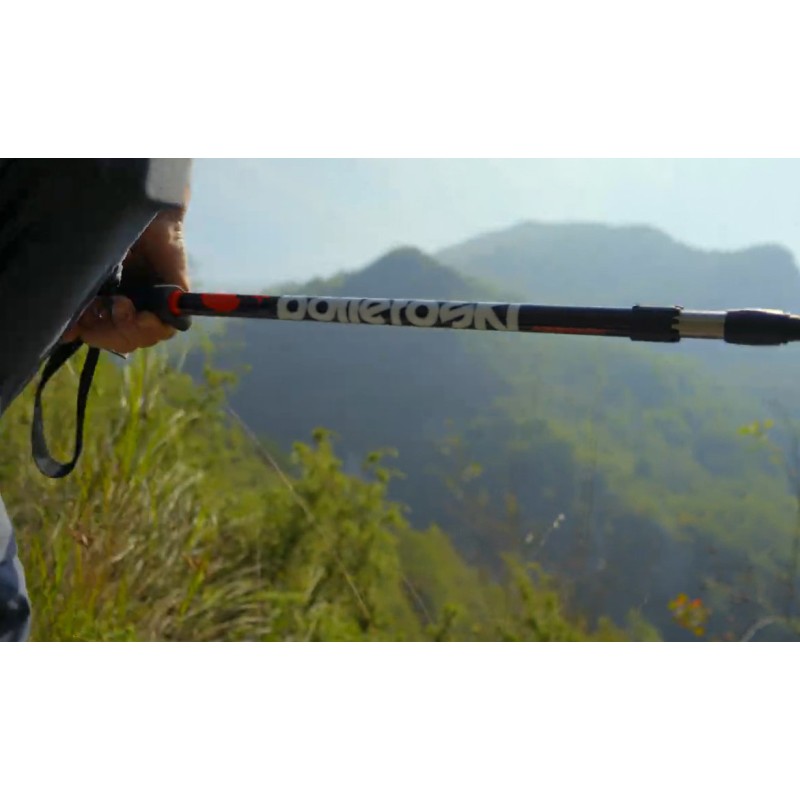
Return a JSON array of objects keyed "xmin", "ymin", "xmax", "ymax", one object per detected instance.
[{"xmin": 31, "ymin": 342, "xmax": 100, "ymax": 479}]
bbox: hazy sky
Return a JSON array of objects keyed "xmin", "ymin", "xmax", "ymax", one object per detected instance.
[{"xmin": 185, "ymin": 159, "xmax": 800, "ymax": 291}]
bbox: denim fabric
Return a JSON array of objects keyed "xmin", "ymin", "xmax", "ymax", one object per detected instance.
[{"xmin": 0, "ymin": 496, "xmax": 30, "ymax": 642}]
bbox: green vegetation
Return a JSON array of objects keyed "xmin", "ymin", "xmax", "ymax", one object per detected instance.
[
  {"xmin": 208, "ymin": 234, "xmax": 800, "ymax": 640},
  {"xmin": 0, "ymin": 348, "xmax": 639, "ymax": 641},
  {"xmin": 8, "ymin": 222, "xmax": 800, "ymax": 641}
]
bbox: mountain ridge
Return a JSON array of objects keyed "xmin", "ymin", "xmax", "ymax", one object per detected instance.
[{"xmin": 436, "ymin": 220, "xmax": 800, "ymax": 309}]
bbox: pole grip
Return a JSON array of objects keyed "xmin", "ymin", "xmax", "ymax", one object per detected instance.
[
  {"xmin": 724, "ymin": 309, "xmax": 800, "ymax": 345},
  {"xmin": 123, "ymin": 284, "xmax": 191, "ymax": 331}
]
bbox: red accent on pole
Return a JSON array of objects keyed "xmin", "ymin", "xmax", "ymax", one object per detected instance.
[
  {"xmin": 201, "ymin": 293, "xmax": 241, "ymax": 313},
  {"xmin": 168, "ymin": 290, "xmax": 183, "ymax": 317}
]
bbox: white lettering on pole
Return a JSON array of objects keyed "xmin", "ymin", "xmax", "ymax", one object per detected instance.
[
  {"xmin": 406, "ymin": 301, "xmax": 437, "ymax": 327},
  {"xmin": 277, "ymin": 296, "xmax": 308, "ymax": 320},
  {"xmin": 275, "ymin": 296, "xmax": 520, "ymax": 331},
  {"xmin": 307, "ymin": 298, "xmax": 337, "ymax": 322},
  {"xmin": 390, "ymin": 301, "xmax": 409, "ymax": 326},
  {"xmin": 333, "ymin": 299, "xmax": 348, "ymax": 323},
  {"xmin": 360, "ymin": 299, "xmax": 390, "ymax": 324},
  {"xmin": 505, "ymin": 304, "xmax": 520, "ymax": 332},
  {"xmin": 439, "ymin": 303, "xmax": 474, "ymax": 328},
  {"xmin": 474, "ymin": 304, "xmax": 504, "ymax": 331}
]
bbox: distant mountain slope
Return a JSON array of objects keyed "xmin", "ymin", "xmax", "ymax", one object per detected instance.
[
  {"xmin": 437, "ymin": 220, "xmax": 800, "ymax": 309},
  {"xmin": 437, "ymin": 220, "xmax": 800, "ymax": 403}
]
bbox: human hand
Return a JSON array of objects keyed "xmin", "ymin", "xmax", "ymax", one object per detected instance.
[{"xmin": 63, "ymin": 194, "xmax": 191, "ymax": 354}]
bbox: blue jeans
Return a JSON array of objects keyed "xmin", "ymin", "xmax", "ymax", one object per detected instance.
[{"xmin": 0, "ymin": 497, "xmax": 30, "ymax": 641}]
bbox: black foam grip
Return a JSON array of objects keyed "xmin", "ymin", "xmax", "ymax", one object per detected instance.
[{"xmin": 724, "ymin": 310, "xmax": 800, "ymax": 346}]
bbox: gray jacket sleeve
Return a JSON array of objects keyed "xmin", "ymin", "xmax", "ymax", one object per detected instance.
[{"xmin": 0, "ymin": 497, "xmax": 31, "ymax": 642}]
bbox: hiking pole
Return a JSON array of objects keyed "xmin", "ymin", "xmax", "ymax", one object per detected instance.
[
  {"xmin": 32, "ymin": 284, "xmax": 800, "ymax": 479},
  {"xmin": 129, "ymin": 285, "xmax": 800, "ymax": 347}
]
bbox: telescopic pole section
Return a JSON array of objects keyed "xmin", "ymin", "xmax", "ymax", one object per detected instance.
[{"xmin": 127, "ymin": 286, "xmax": 800, "ymax": 347}]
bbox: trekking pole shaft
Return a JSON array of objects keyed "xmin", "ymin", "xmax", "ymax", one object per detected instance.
[{"xmin": 126, "ymin": 287, "xmax": 800, "ymax": 346}]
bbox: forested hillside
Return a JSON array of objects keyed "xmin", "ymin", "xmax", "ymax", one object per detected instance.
[{"xmin": 200, "ymin": 229, "xmax": 800, "ymax": 640}]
